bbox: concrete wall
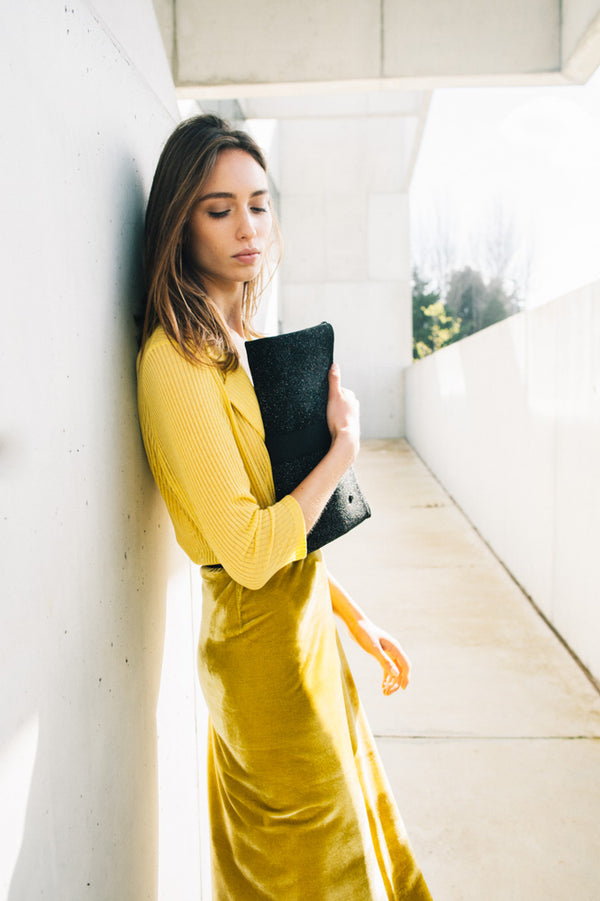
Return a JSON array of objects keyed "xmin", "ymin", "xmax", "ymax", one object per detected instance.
[
  {"xmin": 405, "ymin": 282, "xmax": 600, "ymax": 683},
  {"xmin": 1, "ymin": 3, "xmax": 209, "ymax": 899},
  {"xmin": 157, "ymin": 0, "xmax": 600, "ymax": 92},
  {"xmin": 563, "ymin": 0, "xmax": 600, "ymax": 78},
  {"xmin": 273, "ymin": 94, "xmax": 427, "ymax": 438}
]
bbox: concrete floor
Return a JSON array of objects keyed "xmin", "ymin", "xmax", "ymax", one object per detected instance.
[{"xmin": 325, "ymin": 440, "xmax": 600, "ymax": 901}]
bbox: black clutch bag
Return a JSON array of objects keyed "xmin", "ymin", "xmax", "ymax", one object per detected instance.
[{"xmin": 245, "ymin": 322, "xmax": 371, "ymax": 553}]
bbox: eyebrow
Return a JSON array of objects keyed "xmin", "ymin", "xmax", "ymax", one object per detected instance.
[{"xmin": 198, "ymin": 189, "xmax": 269, "ymax": 202}]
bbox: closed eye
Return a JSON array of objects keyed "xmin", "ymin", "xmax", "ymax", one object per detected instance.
[{"xmin": 207, "ymin": 207, "xmax": 267, "ymax": 218}]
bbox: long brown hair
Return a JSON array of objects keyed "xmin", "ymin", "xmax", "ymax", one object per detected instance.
[{"xmin": 140, "ymin": 114, "xmax": 279, "ymax": 370}]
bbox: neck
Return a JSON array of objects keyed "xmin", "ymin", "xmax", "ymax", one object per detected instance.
[{"xmin": 206, "ymin": 278, "xmax": 245, "ymax": 337}]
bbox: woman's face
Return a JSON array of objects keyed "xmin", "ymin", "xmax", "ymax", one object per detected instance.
[{"xmin": 187, "ymin": 148, "xmax": 273, "ymax": 295}]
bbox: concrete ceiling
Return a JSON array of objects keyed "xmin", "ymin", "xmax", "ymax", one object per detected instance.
[{"xmin": 153, "ymin": 0, "xmax": 600, "ymax": 97}]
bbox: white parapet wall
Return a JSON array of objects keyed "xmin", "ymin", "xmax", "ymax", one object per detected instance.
[
  {"xmin": 1, "ymin": 3, "xmax": 209, "ymax": 900},
  {"xmin": 405, "ymin": 282, "xmax": 600, "ymax": 683}
]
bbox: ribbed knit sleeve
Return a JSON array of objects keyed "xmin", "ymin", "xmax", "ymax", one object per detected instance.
[{"xmin": 137, "ymin": 335, "xmax": 307, "ymax": 590}]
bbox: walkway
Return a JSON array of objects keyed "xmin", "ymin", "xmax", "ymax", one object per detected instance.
[{"xmin": 325, "ymin": 440, "xmax": 600, "ymax": 901}]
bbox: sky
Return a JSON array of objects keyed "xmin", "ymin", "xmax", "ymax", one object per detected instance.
[{"xmin": 410, "ymin": 67, "xmax": 600, "ymax": 308}]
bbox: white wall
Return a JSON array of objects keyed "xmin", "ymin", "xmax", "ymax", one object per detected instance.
[
  {"xmin": 275, "ymin": 97, "xmax": 426, "ymax": 438},
  {"xmin": 563, "ymin": 0, "xmax": 600, "ymax": 79},
  {"xmin": 405, "ymin": 282, "xmax": 600, "ymax": 682},
  {"xmin": 157, "ymin": 0, "xmax": 583, "ymax": 90},
  {"xmin": 0, "ymin": 3, "xmax": 209, "ymax": 899}
]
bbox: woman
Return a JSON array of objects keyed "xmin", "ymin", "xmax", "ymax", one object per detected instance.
[{"xmin": 137, "ymin": 114, "xmax": 432, "ymax": 900}]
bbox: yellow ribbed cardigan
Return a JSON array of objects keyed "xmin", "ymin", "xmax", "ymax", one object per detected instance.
[{"xmin": 137, "ymin": 327, "xmax": 307, "ymax": 589}]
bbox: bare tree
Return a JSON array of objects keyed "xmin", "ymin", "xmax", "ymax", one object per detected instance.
[
  {"xmin": 481, "ymin": 202, "xmax": 518, "ymax": 280},
  {"xmin": 475, "ymin": 199, "xmax": 535, "ymax": 311},
  {"xmin": 412, "ymin": 200, "xmax": 459, "ymax": 299},
  {"xmin": 412, "ymin": 195, "xmax": 535, "ymax": 311}
]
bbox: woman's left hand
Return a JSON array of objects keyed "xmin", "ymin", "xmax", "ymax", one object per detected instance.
[{"xmin": 348, "ymin": 617, "xmax": 411, "ymax": 695}]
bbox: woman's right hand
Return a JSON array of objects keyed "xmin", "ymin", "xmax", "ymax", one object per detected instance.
[
  {"xmin": 290, "ymin": 364, "xmax": 360, "ymax": 532},
  {"xmin": 326, "ymin": 363, "xmax": 360, "ymax": 463}
]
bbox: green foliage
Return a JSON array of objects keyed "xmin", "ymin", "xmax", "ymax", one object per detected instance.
[
  {"xmin": 425, "ymin": 301, "xmax": 462, "ymax": 354},
  {"xmin": 412, "ymin": 270, "xmax": 440, "ymax": 353},
  {"xmin": 412, "ymin": 271, "xmax": 461, "ymax": 359},
  {"xmin": 412, "ymin": 265, "xmax": 516, "ymax": 359}
]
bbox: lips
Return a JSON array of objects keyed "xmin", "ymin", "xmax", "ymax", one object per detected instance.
[{"xmin": 233, "ymin": 248, "xmax": 260, "ymax": 264}]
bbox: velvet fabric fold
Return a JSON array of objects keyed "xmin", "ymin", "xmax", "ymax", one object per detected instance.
[{"xmin": 199, "ymin": 554, "xmax": 433, "ymax": 900}]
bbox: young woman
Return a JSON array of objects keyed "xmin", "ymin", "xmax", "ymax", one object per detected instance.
[{"xmin": 137, "ymin": 114, "xmax": 433, "ymax": 900}]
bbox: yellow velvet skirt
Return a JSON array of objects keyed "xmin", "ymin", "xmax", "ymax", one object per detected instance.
[{"xmin": 198, "ymin": 551, "xmax": 433, "ymax": 900}]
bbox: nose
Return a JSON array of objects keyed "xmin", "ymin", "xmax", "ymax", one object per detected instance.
[{"xmin": 236, "ymin": 208, "xmax": 257, "ymax": 240}]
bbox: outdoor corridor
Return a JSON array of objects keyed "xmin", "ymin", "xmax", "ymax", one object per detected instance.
[{"xmin": 325, "ymin": 440, "xmax": 600, "ymax": 901}]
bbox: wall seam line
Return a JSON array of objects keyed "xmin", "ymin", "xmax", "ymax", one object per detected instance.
[
  {"xmin": 173, "ymin": 0, "xmax": 179, "ymax": 87},
  {"xmin": 85, "ymin": 0, "xmax": 178, "ymax": 121},
  {"xmin": 380, "ymin": 0, "xmax": 385, "ymax": 77},
  {"xmin": 559, "ymin": 0, "xmax": 563, "ymax": 69}
]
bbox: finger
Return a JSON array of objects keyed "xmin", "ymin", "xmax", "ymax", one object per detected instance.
[
  {"xmin": 327, "ymin": 365, "xmax": 347, "ymax": 407},
  {"xmin": 389, "ymin": 654, "xmax": 410, "ymax": 689},
  {"xmin": 382, "ymin": 670, "xmax": 406, "ymax": 695},
  {"xmin": 378, "ymin": 650, "xmax": 406, "ymax": 695},
  {"xmin": 382, "ymin": 669, "xmax": 397, "ymax": 691},
  {"xmin": 392, "ymin": 655, "xmax": 410, "ymax": 691},
  {"xmin": 383, "ymin": 677, "xmax": 400, "ymax": 696},
  {"xmin": 380, "ymin": 649, "xmax": 410, "ymax": 693},
  {"xmin": 381, "ymin": 639, "xmax": 411, "ymax": 679}
]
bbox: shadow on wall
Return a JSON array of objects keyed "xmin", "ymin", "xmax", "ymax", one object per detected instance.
[{"xmin": 6, "ymin": 157, "xmax": 170, "ymax": 900}]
